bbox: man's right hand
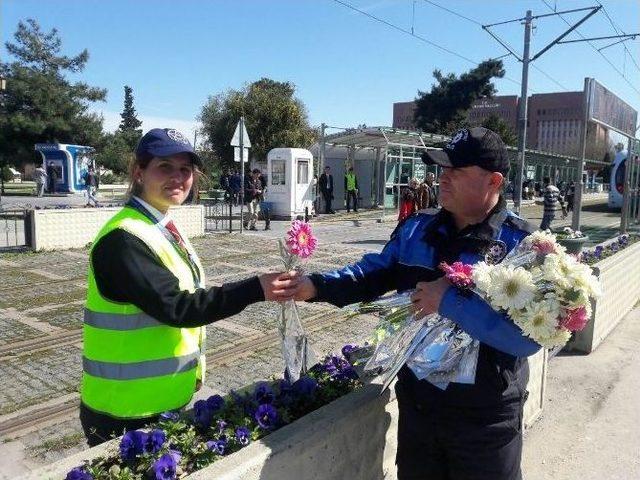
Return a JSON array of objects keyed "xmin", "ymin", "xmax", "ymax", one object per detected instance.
[{"xmin": 295, "ymin": 276, "xmax": 318, "ymax": 301}]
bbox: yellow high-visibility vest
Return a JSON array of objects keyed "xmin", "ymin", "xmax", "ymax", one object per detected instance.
[{"xmin": 81, "ymin": 206, "xmax": 206, "ymax": 419}]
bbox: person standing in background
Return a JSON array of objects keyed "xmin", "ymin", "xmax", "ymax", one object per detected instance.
[
  {"xmin": 344, "ymin": 166, "xmax": 359, "ymax": 213},
  {"xmin": 34, "ymin": 164, "xmax": 47, "ymax": 197},
  {"xmin": 319, "ymin": 166, "xmax": 335, "ymax": 214}
]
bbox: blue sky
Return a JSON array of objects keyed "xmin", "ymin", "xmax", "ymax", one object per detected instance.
[{"xmin": 2, "ymin": 0, "xmax": 639, "ymax": 141}]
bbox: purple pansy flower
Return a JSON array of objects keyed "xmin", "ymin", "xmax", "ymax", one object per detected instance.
[
  {"xmin": 293, "ymin": 376, "xmax": 318, "ymax": 397},
  {"xmin": 65, "ymin": 466, "xmax": 93, "ymax": 480},
  {"xmin": 255, "ymin": 403, "xmax": 278, "ymax": 430},
  {"xmin": 146, "ymin": 429, "xmax": 166, "ymax": 454},
  {"xmin": 206, "ymin": 394, "xmax": 225, "ymax": 412},
  {"xmin": 152, "ymin": 451, "xmax": 180, "ymax": 480},
  {"xmin": 193, "ymin": 400, "xmax": 213, "ymax": 429},
  {"xmin": 120, "ymin": 430, "xmax": 148, "ymax": 461},
  {"xmin": 206, "ymin": 436, "xmax": 228, "ymax": 455},
  {"xmin": 254, "ymin": 382, "xmax": 275, "ymax": 404},
  {"xmin": 216, "ymin": 419, "xmax": 228, "ymax": 434},
  {"xmin": 231, "ymin": 390, "xmax": 255, "ymax": 416},
  {"xmin": 235, "ymin": 426, "xmax": 251, "ymax": 446}
]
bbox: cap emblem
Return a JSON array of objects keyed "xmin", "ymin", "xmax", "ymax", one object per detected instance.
[
  {"xmin": 446, "ymin": 129, "xmax": 468, "ymax": 151},
  {"xmin": 166, "ymin": 129, "xmax": 191, "ymax": 146}
]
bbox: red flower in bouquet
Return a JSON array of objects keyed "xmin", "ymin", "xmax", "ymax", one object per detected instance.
[
  {"xmin": 560, "ymin": 306, "xmax": 589, "ymax": 332},
  {"xmin": 439, "ymin": 261, "xmax": 475, "ymax": 289},
  {"xmin": 285, "ymin": 220, "xmax": 317, "ymax": 259}
]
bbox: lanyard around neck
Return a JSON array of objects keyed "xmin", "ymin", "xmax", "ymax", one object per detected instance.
[{"xmin": 126, "ymin": 198, "xmax": 203, "ymax": 288}]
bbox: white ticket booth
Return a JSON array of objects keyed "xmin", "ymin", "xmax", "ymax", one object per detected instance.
[{"xmin": 267, "ymin": 148, "xmax": 314, "ymax": 219}]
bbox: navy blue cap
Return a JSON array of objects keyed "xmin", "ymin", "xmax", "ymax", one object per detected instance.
[
  {"xmin": 422, "ymin": 127, "xmax": 509, "ymax": 175},
  {"xmin": 135, "ymin": 128, "xmax": 202, "ymax": 167}
]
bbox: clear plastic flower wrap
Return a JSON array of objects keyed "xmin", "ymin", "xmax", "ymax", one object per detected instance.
[
  {"xmin": 343, "ymin": 291, "xmax": 480, "ymax": 391},
  {"xmin": 277, "ymin": 221, "xmax": 319, "ymax": 382}
]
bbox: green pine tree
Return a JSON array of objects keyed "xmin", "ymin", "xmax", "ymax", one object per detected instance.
[
  {"xmin": 117, "ymin": 85, "xmax": 143, "ymax": 150},
  {"xmin": 0, "ymin": 19, "xmax": 106, "ymax": 167},
  {"xmin": 414, "ymin": 60, "xmax": 505, "ymax": 135}
]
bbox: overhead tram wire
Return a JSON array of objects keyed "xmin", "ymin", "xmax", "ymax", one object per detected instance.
[
  {"xmin": 594, "ymin": 0, "xmax": 640, "ymax": 74},
  {"xmin": 330, "ymin": 0, "xmax": 527, "ymax": 90},
  {"xmin": 539, "ymin": 0, "xmax": 640, "ymax": 97},
  {"xmin": 421, "ymin": 0, "xmax": 570, "ymax": 91}
]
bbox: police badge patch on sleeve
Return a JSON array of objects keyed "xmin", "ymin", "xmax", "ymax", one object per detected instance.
[{"xmin": 484, "ymin": 240, "xmax": 507, "ymax": 264}]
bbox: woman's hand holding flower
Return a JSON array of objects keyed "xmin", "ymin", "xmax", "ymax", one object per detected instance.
[{"xmin": 259, "ymin": 270, "xmax": 301, "ymax": 302}]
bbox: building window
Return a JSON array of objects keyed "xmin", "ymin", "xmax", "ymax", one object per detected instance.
[{"xmin": 271, "ymin": 160, "xmax": 286, "ymax": 186}]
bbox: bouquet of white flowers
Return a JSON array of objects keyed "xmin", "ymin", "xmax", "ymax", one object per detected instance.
[{"xmin": 345, "ymin": 230, "xmax": 601, "ymax": 391}]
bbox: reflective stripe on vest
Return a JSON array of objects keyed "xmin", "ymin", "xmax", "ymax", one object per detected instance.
[
  {"xmin": 83, "ymin": 352, "xmax": 200, "ymax": 380},
  {"xmin": 84, "ymin": 309, "xmax": 163, "ymax": 330}
]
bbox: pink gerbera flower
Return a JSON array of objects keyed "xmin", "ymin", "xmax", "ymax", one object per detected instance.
[
  {"xmin": 439, "ymin": 261, "xmax": 475, "ymax": 289},
  {"xmin": 560, "ymin": 306, "xmax": 590, "ymax": 331},
  {"xmin": 285, "ymin": 220, "xmax": 317, "ymax": 259}
]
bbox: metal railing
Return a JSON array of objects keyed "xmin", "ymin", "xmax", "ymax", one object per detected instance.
[
  {"xmin": 0, "ymin": 209, "xmax": 30, "ymax": 250},
  {"xmin": 201, "ymin": 198, "xmax": 236, "ymax": 232}
]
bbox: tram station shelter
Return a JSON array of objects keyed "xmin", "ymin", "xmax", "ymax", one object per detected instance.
[{"xmin": 310, "ymin": 126, "xmax": 608, "ymax": 209}]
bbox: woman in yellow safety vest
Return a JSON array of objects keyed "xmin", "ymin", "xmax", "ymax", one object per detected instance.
[{"xmin": 80, "ymin": 128, "xmax": 298, "ymax": 446}]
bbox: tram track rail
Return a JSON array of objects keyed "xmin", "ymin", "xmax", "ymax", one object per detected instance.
[{"xmin": 0, "ymin": 307, "xmax": 346, "ymax": 439}]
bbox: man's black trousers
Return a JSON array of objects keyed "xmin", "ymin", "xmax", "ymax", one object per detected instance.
[
  {"xmin": 322, "ymin": 191, "xmax": 333, "ymax": 213},
  {"xmin": 395, "ymin": 386, "xmax": 523, "ymax": 480}
]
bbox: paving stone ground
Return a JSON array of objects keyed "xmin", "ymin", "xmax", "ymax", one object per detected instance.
[{"xmin": 0, "ymin": 197, "xmax": 622, "ymax": 477}]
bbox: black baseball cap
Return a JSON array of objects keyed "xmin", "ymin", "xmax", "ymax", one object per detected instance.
[
  {"xmin": 422, "ymin": 127, "xmax": 509, "ymax": 175},
  {"xmin": 135, "ymin": 128, "xmax": 202, "ymax": 167}
]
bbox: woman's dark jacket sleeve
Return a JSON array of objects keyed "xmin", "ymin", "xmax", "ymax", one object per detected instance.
[{"xmin": 91, "ymin": 229, "xmax": 264, "ymax": 328}]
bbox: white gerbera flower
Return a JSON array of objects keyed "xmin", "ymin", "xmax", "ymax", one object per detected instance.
[
  {"xmin": 519, "ymin": 301, "xmax": 560, "ymax": 341},
  {"xmin": 566, "ymin": 262, "xmax": 601, "ymax": 299},
  {"xmin": 472, "ymin": 261, "xmax": 493, "ymax": 293},
  {"xmin": 542, "ymin": 253, "xmax": 578, "ymax": 288},
  {"xmin": 487, "ymin": 266, "xmax": 537, "ymax": 311}
]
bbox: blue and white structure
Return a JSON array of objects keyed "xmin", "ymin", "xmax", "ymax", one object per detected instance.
[{"xmin": 34, "ymin": 143, "xmax": 95, "ymax": 193}]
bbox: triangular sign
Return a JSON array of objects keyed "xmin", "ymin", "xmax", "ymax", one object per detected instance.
[{"xmin": 230, "ymin": 118, "xmax": 252, "ymax": 148}]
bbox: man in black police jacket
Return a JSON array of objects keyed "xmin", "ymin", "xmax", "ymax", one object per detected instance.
[{"xmin": 294, "ymin": 127, "xmax": 541, "ymax": 479}]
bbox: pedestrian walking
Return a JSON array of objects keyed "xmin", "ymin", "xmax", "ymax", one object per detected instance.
[
  {"xmin": 219, "ymin": 168, "xmax": 232, "ymax": 203},
  {"xmin": 540, "ymin": 177, "xmax": 566, "ymax": 231},
  {"xmin": 398, "ymin": 179, "xmax": 418, "ymax": 222},
  {"xmin": 565, "ymin": 181, "xmax": 575, "ymax": 213},
  {"xmin": 34, "ymin": 165, "xmax": 47, "ymax": 197},
  {"xmin": 293, "ymin": 127, "xmax": 540, "ymax": 480},
  {"xmin": 258, "ymin": 171, "xmax": 271, "ymax": 230},
  {"xmin": 417, "ymin": 172, "xmax": 438, "ymax": 209},
  {"xmin": 84, "ymin": 165, "xmax": 100, "ymax": 207},
  {"xmin": 243, "ymin": 168, "xmax": 263, "ymax": 231},
  {"xmin": 344, "ymin": 166, "xmax": 359, "ymax": 213},
  {"xmin": 229, "ymin": 170, "xmax": 242, "ymax": 206},
  {"xmin": 319, "ymin": 166, "xmax": 335, "ymax": 214},
  {"xmin": 79, "ymin": 128, "xmax": 299, "ymax": 446}
]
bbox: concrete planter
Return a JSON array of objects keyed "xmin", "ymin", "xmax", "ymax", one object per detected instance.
[
  {"xmin": 27, "ymin": 205, "xmax": 204, "ymax": 250},
  {"xmin": 557, "ymin": 235, "xmax": 589, "ymax": 254},
  {"xmin": 23, "ymin": 351, "xmax": 548, "ymax": 480},
  {"xmin": 566, "ymin": 240, "xmax": 640, "ymax": 353}
]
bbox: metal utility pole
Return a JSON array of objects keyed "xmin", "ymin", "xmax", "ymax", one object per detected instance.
[
  {"xmin": 513, "ymin": 10, "xmax": 533, "ymax": 215},
  {"xmin": 482, "ymin": 5, "xmax": 637, "ymax": 221}
]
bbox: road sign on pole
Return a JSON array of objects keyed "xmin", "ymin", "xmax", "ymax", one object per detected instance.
[
  {"xmin": 231, "ymin": 119, "xmax": 251, "ymax": 148},
  {"xmin": 233, "ymin": 147, "xmax": 250, "ymax": 163},
  {"xmin": 231, "ymin": 117, "xmax": 251, "ymax": 233}
]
